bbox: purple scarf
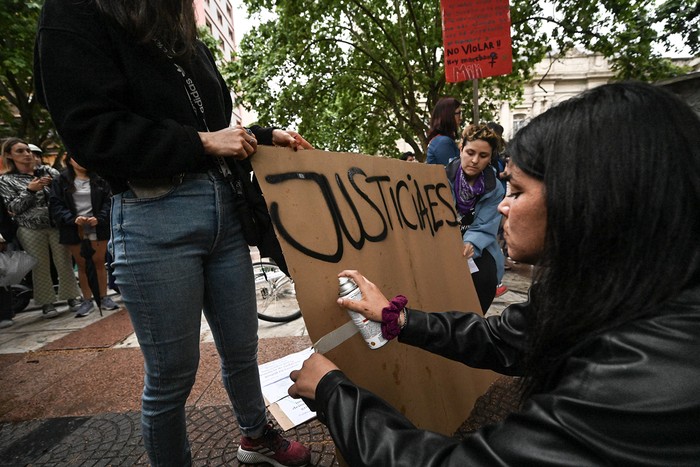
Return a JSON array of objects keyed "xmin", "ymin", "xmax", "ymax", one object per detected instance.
[{"xmin": 455, "ymin": 169, "xmax": 485, "ymax": 215}]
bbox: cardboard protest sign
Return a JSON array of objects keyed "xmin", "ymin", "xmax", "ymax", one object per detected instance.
[
  {"xmin": 441, "ymin": 0, "xmax": 512, "ymax": 82},
  {"xmin": 251, "ymin": 146, "xmax": 497, "ymax": 435}
]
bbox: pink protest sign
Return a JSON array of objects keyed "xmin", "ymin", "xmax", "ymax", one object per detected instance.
[{"xmin": 440, "ymin": 0, "xmax": 513, "ymax": 82}]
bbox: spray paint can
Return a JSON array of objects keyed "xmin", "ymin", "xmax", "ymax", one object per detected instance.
[{"xmin": 338, "ymin": 277, "xmax": 389, "ymax": 350}]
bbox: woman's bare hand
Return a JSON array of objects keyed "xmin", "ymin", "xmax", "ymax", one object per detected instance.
[
  {"xmin": 336, "ymin": 270, "xmax": 390, "ymax": 322},
  {"xmin": 288, "ymin": 353, "xmax": 339, "ymax": 400},
  {"xmin": 272, "ymin": 129, "xmax": 313, "ymax": 150},
  {"xmin": 199, "ymin": 127, "xmax": 257, "ymax": 159},
  {"xmin": 27, "ymin": 177, "xmax": 50, "ymax": 192},
  {"xmin": 462, "ymin": 242, "xmax": 474, "ymax": 259}
]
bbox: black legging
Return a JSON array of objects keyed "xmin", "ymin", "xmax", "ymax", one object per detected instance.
[{"xmin": 470, "ymin": 249, "xmax": 497, "ymax": 313}]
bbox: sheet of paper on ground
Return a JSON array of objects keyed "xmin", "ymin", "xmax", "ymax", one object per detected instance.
[
  {"xmin": 258, "ymin": 347, "xmax": 315, "ymax": 431},
  {"xmin": 252, "ymin": 146, "xmax": 497, "ymax": 436}
]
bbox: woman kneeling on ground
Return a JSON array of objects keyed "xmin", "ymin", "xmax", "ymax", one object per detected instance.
[{"xmin": 289, "ymin": 81, "xmax": 700, "ymax": 465}]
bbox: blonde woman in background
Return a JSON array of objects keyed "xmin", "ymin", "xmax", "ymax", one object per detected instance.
[{"xmin": 0, "ymin": 138, "xmax": 81, "ymax": 318}]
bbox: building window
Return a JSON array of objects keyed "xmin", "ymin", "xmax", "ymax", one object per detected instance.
[
  {"xmin": 226, "ymin": 3, "xmax": 232, "ymax": 17},
  {"xmin": 217, "ymin": 10, "xmax": 223, "ymax": 24},
  {"xmin": 512, "ymin": 114, "xmax": 528, "ymax": 135}
]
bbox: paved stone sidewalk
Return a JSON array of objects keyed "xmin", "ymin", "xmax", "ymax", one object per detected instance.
[
  {"xmin": 0, "ymin": 408, "xmax": 338, "ymax": 466},
  {"xmin": 0, "ymin": 263, "xmax": 532, "ymax": 466}
]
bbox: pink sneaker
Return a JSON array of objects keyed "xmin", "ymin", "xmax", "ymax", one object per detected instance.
[
  {"xmin": 495, "ymin": 283, "xmax": 508, "ymax": 297},
  {"xmin": 237, "ymin": 422, "xmax": 310, "ymax": 467}
]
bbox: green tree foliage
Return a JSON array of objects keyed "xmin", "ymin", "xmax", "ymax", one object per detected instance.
[
  {"xmin": 657, "ymin": 0, "xmax": 699, "ymax": 55},
  {"xmin": 0, "ymin": 0, "xmax": 55, "ymax": 146},
  {"xmin": 540, "ymin": 0, "xmax": 692, "ymax": 80},
  {"xmin": 226, "ymin": 0, "xmax": 695, "ymax": 158},
  {"xmin": 226, "ymin": 0, "xmax": 546, "ymax": 157},
  {"xmin": 198, "ymin": 26, "xmax": 226, "ymax": 65}
]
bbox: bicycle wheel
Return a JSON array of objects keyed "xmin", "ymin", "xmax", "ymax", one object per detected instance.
[
  {"xmin": 253, "ymin": 261, "xmax": 302, "ymax": 323},
  {"xmin": 10, "ymin": 284, "xmax": 32, "ymax": 314}
]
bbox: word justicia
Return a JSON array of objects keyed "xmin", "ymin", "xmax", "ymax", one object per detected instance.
[{"xmin": 266, "ymin": 167, "xmax": 459, "ymax": 262}]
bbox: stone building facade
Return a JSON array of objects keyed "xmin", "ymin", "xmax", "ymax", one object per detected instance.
[
  {"xmin": 497, "ymin": 50, "xmax": 700, "ymax": 139},
  {"xmin": 498, "ymin": 51, "xmax": 613, "ymax": 139}
]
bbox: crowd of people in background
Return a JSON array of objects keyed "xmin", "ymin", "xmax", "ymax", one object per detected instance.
[
  {"xmin": 0, "ymin": 138, "xmax": 119, "ymax": 328},
  {"xmin": 1, "ymin": 103, "xmax": 515, "ymax": 328},
  {"xmin": 289, "ymin": 81, "xmax": 700, "ymax": 465}
]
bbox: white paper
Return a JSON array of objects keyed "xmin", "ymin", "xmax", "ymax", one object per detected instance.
[
  {"xmin": 467, "ymin": 258, "xmax": 479, "ymax": 273},
  {"xmin": 258, "ymin": 347, "xmax": 317, "ymax": 429},
  {"xmin": 275, "ymin": 397, "xmax": 316, "ymax": 427},
  {"xmin": 259, "ymin": 347, "xmax": 314, "ymax": 404}
]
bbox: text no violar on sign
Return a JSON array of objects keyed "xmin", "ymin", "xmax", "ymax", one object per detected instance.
[{"xmin": 440, "ymin": 0, "xmax": 513, "ymax": 83}]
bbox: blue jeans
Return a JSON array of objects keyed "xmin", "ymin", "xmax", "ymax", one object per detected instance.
[{"xmin": 110, "ymin": 172, "xmax": 267, "ymax": 466}]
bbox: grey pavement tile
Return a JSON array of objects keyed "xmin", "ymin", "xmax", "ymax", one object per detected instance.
[
  {"xmin": 0, "ymin": 249, "xmax": 533, "ymax": 466},
  {"xmin": 0, "ymin": 407, "xmax": 339, "ymax": 466}
]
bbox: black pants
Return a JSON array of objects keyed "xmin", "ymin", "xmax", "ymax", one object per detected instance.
[
  {"xmin": 471, "ymin": 249, "xmax": 497, "ymax": 313},
  {"xmin": 0, "ymin": 286, "xmax": 13, "ymax": 321}
]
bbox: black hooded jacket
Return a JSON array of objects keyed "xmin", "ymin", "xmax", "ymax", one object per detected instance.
[
  {"xmin": 34, "ymin": 0, "xmax": 287, "ymax": 270},
  {"xmin": 33, "ymin": 0, "xmax": 274, "ymax": 195}
]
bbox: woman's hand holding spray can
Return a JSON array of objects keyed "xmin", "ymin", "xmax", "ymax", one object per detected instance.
[{"xmin": 338, "ymin": 277, "xmax": 389, "ymax": 350}]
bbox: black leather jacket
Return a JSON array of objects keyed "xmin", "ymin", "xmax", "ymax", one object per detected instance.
[{"xmin": 314, "ymin": 285, "xmax": 700, "ymax": 466}]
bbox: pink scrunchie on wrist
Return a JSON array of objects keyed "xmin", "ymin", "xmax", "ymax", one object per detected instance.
[{"xmin": 381, "ymin": 295, "xmax": 408, "ymax": 340}]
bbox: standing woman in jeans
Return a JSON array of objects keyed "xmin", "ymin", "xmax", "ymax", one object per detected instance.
[
  {"xmin": 35, "ymin": 1, "xmax": 311, "ymax": 466},
  {"xmin": 0, "ymin": 138, "xmax": 81, "ymax": 318}
]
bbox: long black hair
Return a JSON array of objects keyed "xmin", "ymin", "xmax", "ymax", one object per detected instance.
[
  {"xmin": 509, "ymin": 81, "xmax": 700, "ymax": 397},
  {"xmin": 94, "ymin": 0, "xmax": 198, "ymax": 59},
  {"xmin": 427, "ymin": 97, "xmax": 461, "ymax": 141}
]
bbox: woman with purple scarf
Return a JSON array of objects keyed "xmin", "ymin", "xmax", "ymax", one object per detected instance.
[{"xmin": 446, "ymin": 124, "xmax": 506, "ymax": 312}]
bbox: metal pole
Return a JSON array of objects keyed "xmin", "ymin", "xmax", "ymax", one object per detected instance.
[{"xmin": 472, "ymin": 79, "xmax": 480, "ymax": 123}]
